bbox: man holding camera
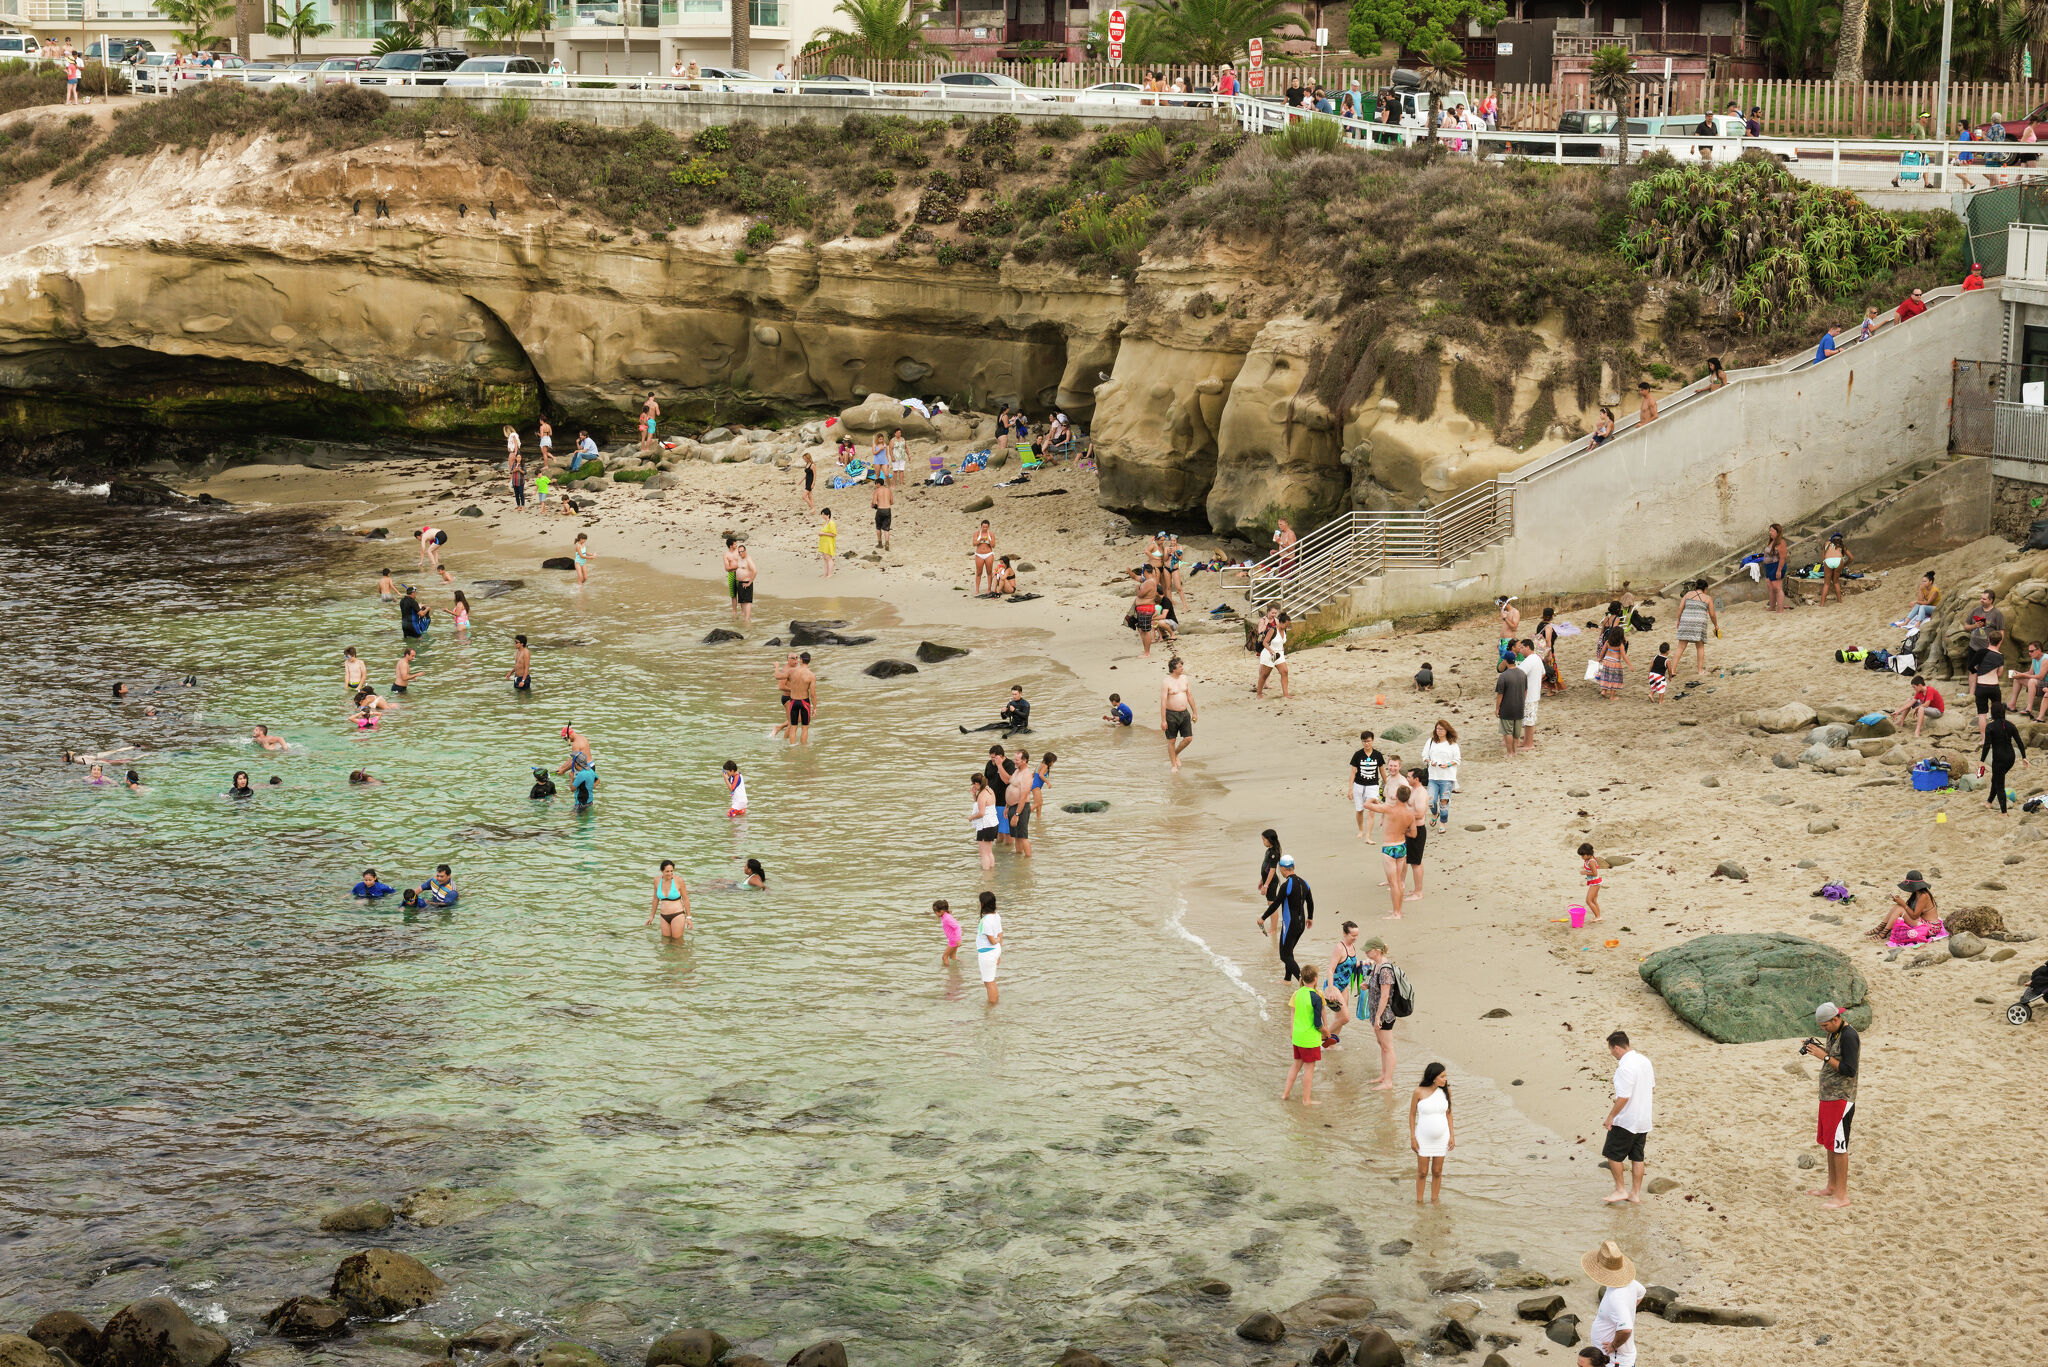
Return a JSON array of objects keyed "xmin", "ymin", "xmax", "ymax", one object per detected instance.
[{"xmin": 1801, "ymin": 1001, "xmax": 1860, "ymax": 1209}]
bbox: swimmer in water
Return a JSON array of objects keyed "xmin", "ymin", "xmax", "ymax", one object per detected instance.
[
  {"xmin": 450, "ymin": 590, "xmax": 471, "ymax": 632},
  {"xmin": 509, "ymin": 634, "xmax": 533, "ymax": 692},
  {"xmin": 353, "ymin": 868, "xmax": 395, "ymax": 899},
  {"xmin": 529, "ymin": 766, "xmax": 556, "ymax": 799},
  {"xmin": 352, "ymin": 687, "xmax": 387, "ymax": 713},
  {"xmin": 377, "ymin": 569, "xmax": 396, "ymax": 601},
  {"xmin": 400, "ymin": 887, "xmax": 421, "ymax": 911},
  {"xmin": 933, "ymin": 898, "xmax": 961, "ymax": 966},
  {"xmin": 744, "ymin": 857, "xmax": 767, "ymax": 888},
  {"xmin": 63, "ymin": 745, "xmax": 137, "ymax": 764},
  {"xmin": 253, "ymin": 725, "xmax": 287, "ymax": 752},
  {"xmin": 420, "ymin": 865, "xmax": 458, "ymax": 906},
  {"xmin": 343, "ymin": 646, "xmax": 368, "ymax": 691},
  {"xmin": 722, "ymin": 759, "xmax": 747, "ymax": 817},
  {"xmin": 124, "ymin": 769, "xmax": 143, "ymax": 791},
  {"xmin": 228, "ymin": 771, "xmax": 254, "ymax": 798},
  {"xmin": 85, "ymin": 763, "xmax": 110, "ymax": 785},
  {"xmin": 348, "ymin": 769, "xmax": 381, "ymax": 785},
  {"xmin": 647, "ymin": 859, "xmax": 692, "ymax": 938},
  {"xmin": 393, "ymin": 648, "xmax": 420, "ymax": 694},
  {"xmin": 113, "ymin": 682, "xmax": 129, "ymax": 699}
]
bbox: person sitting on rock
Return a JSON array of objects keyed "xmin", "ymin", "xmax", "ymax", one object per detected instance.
[{"xmin": 1890, "ymin": 674, "xmax": 1945, "ymax": 737}]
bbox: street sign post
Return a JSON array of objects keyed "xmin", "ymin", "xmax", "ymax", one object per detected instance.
[
  {"xmin": 1108, "ymin": 41, "xmax": 1122, "ymax": 62},
  {"xmin": 1107, "ymin": 9, "xmax": 1125, "ymax": 67},
  {"xmin": 1247, "ymin": 36, "xmax": 1264, "ymax": 93}
]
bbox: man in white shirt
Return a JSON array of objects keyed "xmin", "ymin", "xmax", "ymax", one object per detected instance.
[
  {"xmin": 1515, "ymin": 638, "xmax": 1545, "ymax": 752},
  {"xmin": 1583, "ymin": 1241, "xmax": 1644, "ymax": 1367},
  {"xmin": 1601, "ymin": 1030, "xmax": 1654, "ymax": 1203}
]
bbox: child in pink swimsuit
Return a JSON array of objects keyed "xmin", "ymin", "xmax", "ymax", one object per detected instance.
[{"xmin": 933, "ymin": 899, "xmax": 961, "ymax": 965}]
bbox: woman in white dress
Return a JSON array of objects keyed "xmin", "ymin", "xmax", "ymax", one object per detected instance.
[{"xmin": 1410, "ymin": 1061, "xmax": 1454, "ymax": 1203}]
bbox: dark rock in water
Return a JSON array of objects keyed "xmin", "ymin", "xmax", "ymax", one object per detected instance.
[
  {"xmin": 784, "ymin": 1343, "xmax": 847, "ymax": 1367},
  {"xmin": 1378, "ymin": 1239, "xmax": 1412, "ymax": 1256},
  {"xmin": 365, "ymin": 527, "xmax": 390, "ymax": 539},
  {"xmin": 456, "ymin": 505, "xmax": 484, "ymax": 518},
  {"xmin": 725, "ymin": 1359, "xmax": 773, "ymax": 1367},
  {"xmin": 317, "ymin": 1200, "xmax": 393, "ymax": 1232},
  {"xmin": 1639, "ymin": 932, "xmax": 1870, "ymax": 1043},
  {"xmin": 329, "ymin": 1249, "xmax": 446, "ymax": 1318},
  {"xmin": 194, "ymin": 493, "xmax": 229, "ymax": 507},
  {"xmin": 1667, "ymin": 1303, "xmax": 1775, "ymax": 1327},
  {"xmin": 764, "ymin": 637, "xmax": 783, "ymax": 646},
  {"xmin": 1234, "ymin": 1312, "xmax": 1285, "ymax": 1344},
  {"xmin": 703, "ymin": 629, "xmax": 745, "ymax": 645},
  {"xmin": 915, "ymin": 641, "xmax": 971, "ymax": 663},
  {"xmin": 29, "ymin": 1312, "xmax": 103, "ymax": 1367},
  {"xmin": 1308, "ymin": 1336, "xmax": 1351, "ymax": 1366},
  {"xmin": 1060, "ymin": 800, "xmax": 1110, "ymax": 814},
  {"xmin": 469, "ymin": 579, "xmax": 524, "ymax": 599},
  {"xmin": 1431, "ymin": 1318, "xmax": 1476, "ymax": 1352},
  {"xmin": 100, "ymin": 1299, "xmax": 230, "ymax": 1367},
  {"xmin": 1055, "ymin": 1351, "xmax": 1111, "ymax": 1367},
  {"xmin": 107, "ymin": 481, "xmax": 179, "ymax": 507},
  {"xmin": 645, "ymin": 1329, "xmax": 727, "ymax": 1367},
  {"xmin": 542, "ymin": 557, "xmax": 576, "ymax": 571},
  {"xmin": 1517, "ymin": 1294, "xmax": 1566, "ymax": 1322},
  {"xmin": 1544, "ymin": 1314, "xmax": 1580, "ymax": 1347},
  {"xmin": 453, "ymin": 1324, "xmax": 534, "ymax": 1356},
  {"xmin": 789, "ymin": 620, "xmax": 873, "ymax": 647},
  {"xmin": 261, "ymin": 1298, "xmax": 347, "ymax": 1342},
  {"xmin": 1638, "ymin": 1285, "xmax": 1678, "ymax": 1318},
  {"xmin": 1347, "ymin": 1327, "xmax": 1403, "ymax": 1367},
  {"xmin": 865, "ymin": 660, "xmax": 919, "ymax": 678},
  {"xmin": 0, "ymin": 1337, "xmax": 69, "ymax": 1367}
]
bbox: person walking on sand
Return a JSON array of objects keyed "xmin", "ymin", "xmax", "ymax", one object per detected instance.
[
  {"xmin": 646, "ymin": 859, "xmax": 691, "ymax": 938},
  {"xmin": 1671, "ymin": 578, "xmax": 1718, "ymax": 676},
  {"xmin": 973, "ymin": 890, "xmax": 1003, "ymax": 1004},
  {"xmin": 1764, "ymin": 522, "xmax": 1790, "ymax": 612},
  {"xmin": 801, "ymin": 447, "xmax": 816, "ymax": 511},
  {"xmin": 1281, "ymin": 973, "xmax": 1328, "ymax": 1106},
  {"xmin": 972, "ymin": 519, "xmax": 996, "ymax": 595},
  {"xmin": 733, "ymin": 543, "xmax": 758, "ymax": 625},
  {"xmin": 1260, "ymin": 855, "xmax": 1314, "ymax": 982},
  {"xmin": 817, "ymin": 509, "xmax": 837, "ymax": 577},
  {"xmin": 1495, "ymin": 595, "xmax": 1520, "ymax": 669},
  {"xmin": 1600, "ymin": 1031, "xmax": 1654, "ymax": 1204},
  {"xmin": 785, "ymin": 652, "xmax": 816, "ymax": 744},
  {"xmin": 1361, "ymin": 786, "xmax": 1420, "ymax": 919},
  {"xmin": 1982, "ymin": 701, "xmax": 2029, "ymax": 811},
  {"xmin": 1161, "ymin": 655, "xmax": 1196, "ymax": 771},
  {"xmin": 1360, "ymin": 937, "xmax": 1398, "ymax": 1090},
  {"xmin": 506, "ymin": 427, "xmax": 526, "ymax": 510},
  {"xmin": 1255, "ymin": 611, "xmax": 1290, "ymax": 699},
  {"xmin": 871, "ymin": 477, "xmax": 893, "ymax": 550},
  {"xmin": 1420, "ymin": 720, "xmax": 1459, "ymax": 833},
  {"xmin": 572, "ymin": 533, "xmax": 592, "ymax": 585},
  {"xmin": 1347, "ymin": 730, "xmax": 1386, "ymax": 840},
  {"xmin": 1803, "ymin": 1002, "xmax": 1860, "ymax": 1209},
  {"xmin": 1579, "ymin": 842, "xmax": 1605, "ymax": 922},
  {"xmin": 1819, "ymin": 532, "xmax": 1853, "ymax": 604},
  {"xmin": 1584, "ymin": 1242, "xmax": 1646, "ymax": 1367},
  {"xmin": 969, "ymin": 773, "xmax": 999, "ymax": 871},
  {"xmin": 1495, "ymin": 645, "xmax": 1528, "ymax": 753},
  {"xmin": 1515, "ymin": 638, "xmax": 1544, "ymax": 751},
  {"xmin": 1410, "ymin": 1062, "xmax": 1453, "ymax": 1203},
  {"xmin": 1594, "ymin": 625, "xmax": 1629, "ymax": 701}
]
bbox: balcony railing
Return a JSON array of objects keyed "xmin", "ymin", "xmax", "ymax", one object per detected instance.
[
  {"xmin": 1555, "ymin": 30, "xmax": 1755, "ymax": 59},
  {"xmin": 748, "ymin": 0, "xmax": 781, "ymax": 24},
  {"xmin": 24, "ymin": 0, "xmax": 86, "ymax": 19}
]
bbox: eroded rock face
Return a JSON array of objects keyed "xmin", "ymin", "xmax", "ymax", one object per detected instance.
[
  {"xmin": 1092, "ymin": 339, "xmax": 1242, "ymax": 519},
  {"xmin": 1205, "ymin": 318, "xmax": 1344, "ymax": 537}
]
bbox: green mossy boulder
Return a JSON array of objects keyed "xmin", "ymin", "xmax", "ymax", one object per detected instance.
[{"xmin": 1639, "ymin": 933, "xmax": 1870, "ymax": 1043}]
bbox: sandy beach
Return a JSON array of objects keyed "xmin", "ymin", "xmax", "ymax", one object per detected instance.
[{"xmin": 192, "ymin": 439, "xmax": 2048, "ymax": 1367}]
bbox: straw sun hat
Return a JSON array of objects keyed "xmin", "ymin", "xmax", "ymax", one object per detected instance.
[{"xmin": 1581, "ymin": 1240, "xmax": 1637, "ymax": 1288}]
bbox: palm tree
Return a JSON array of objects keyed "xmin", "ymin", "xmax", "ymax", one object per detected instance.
[
  {"xmin": 1997, "ymin": 0, "xmax": 2046, "ymax": 80},
  {"xmin": 1835, "ymin": 0, "xmax": 1866, "ymax": 79},
  {"xmin": 267, "ymin": 0, "xmax": 334, "ymax": 57},
  {"xmin": 807, "ymin": 0, "xmax": 945, "ymax": 60},
  {"xmin": 731, "ymin": 0, "xmax": 751, "ymax": 71},
  {"xmin": 403, "ymin": 0, "xmax": 465, "ymax": 45},
  {"xmin": 1083, "ymin": 2, "xmax": 1175, "ymax": 68},
  {"xmin": 1753, "ymin": 0, "xmax": 1838, "ymax": 76},
  {"xmin": 161, "ymin": 0, "xmax": 237, "ymax": 52},
  {"xmin": 1156, "ymin": 0, "xmax": 1300, "ymax": 67},
  {"xmin": 1418, "ymin": 37, "xmax": 1463, "ymax": 146},
  {"xmin": 1586, "ymin": 43, "xmax": 1634, "ymax": 164}
]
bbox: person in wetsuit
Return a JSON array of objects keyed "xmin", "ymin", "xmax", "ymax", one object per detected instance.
[
  {"xmin": 1260, "ymin": 856, "xmax": 1315, "ymax": 983},
  {"xmin": 400, "ymin": 586, "xmax": 432, "ymax": 639},
  {"xmin": 529, "ymin": 766, "xmax": 558, "ymax": 800}
]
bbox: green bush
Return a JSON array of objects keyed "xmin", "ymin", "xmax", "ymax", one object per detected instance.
[
  {"xmin": 916, "ymin": 169, "xmax": 963, "ymax": 224},
  {"xmin": 693, "ymin": 124, "xmax": 732, "ymax": 153},
  {"xmin": 862, "ymin": 165, "xmax": 896, "ymax": 190},
  {"xmin": 734, "ymin": 249, "xmax": 750, "ymax": 264},
  {"xmin": 1274, "ymin": 116, "xmax": 1343, "ymax": 159},
  {"xmin": 935, "ymin": 241, "xmax": 960, "ymax": 266},
  {"xmin": 672, "ymin": 154, "xmax": 726, "ymax": 187},
  {"xmin": 959, "ymin": 196, "xmax": 1018, "ymax": 236},
  {"xmin": 966, "ymin": 111, "xmax": 1021, "ymax": 151},
  {"xmin": 746, "ymin": 221, "xmax": 775, "ymax": 247},
  {"xmin": 851, "ymin": 200, "xmax": 896, "ymax": 237},
  {"xmin": 1043, "ymin": 113, "xmax": 1083, "ymax": 141}
]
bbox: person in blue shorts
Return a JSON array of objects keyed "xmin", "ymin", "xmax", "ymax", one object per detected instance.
[{"xmin": 1104, "ymin": 693, "xmax": 1132, "ymax": 725}]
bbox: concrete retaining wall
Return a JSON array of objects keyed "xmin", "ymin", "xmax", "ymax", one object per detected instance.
[
  {"xmin": 1330, "ymin": 287, "xmax": 2004, "ymax": 623},
  {"xmin": 384, "ymin": 84, "xmax": 1211, "ymax": 133}
]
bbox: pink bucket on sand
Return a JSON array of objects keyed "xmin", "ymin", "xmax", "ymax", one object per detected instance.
[{"xmin": 1569, "ymin": 905, "xmax": 1588, "ymax": 930}]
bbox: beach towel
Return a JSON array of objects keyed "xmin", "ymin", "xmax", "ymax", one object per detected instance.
[{"xmin": 959, "ymin": 451, "xmax": 989, "ymax": 472}]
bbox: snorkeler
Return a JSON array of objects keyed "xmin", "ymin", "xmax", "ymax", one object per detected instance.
[{"xmin": 529, "ymin": 766, "xmax": 557, "ymax": 799}]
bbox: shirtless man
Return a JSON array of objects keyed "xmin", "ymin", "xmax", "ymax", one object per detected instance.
[
  {"xmin": 1133, "ymin": 568, "xmax": 1161, "ymax": 657},
  {"xmin": 972, "ymin": 520, "xmax": 996, "ymax": 595},
  {"xmin": 393, "ymin": 648, "xmax": 421, "ymax": 694},
  {"xmin": 1360, "ymin": 786, "xmax": 1422, "ymax": 919},
  {"xmin": 1383, "ymin": 756, "xmax": 1432, "ymax": 901},
  {"xmin": 1275, "ymin": 518, "xmax": 1298, "ymax": 574},
  {"xmin": 416, "ymin": 525, "xmax": 452, "ymax": 584},
  {"xmin": 640, "ymin": 392, "xmax": 661, "ymax": 453},
  {"xmin": 1160, "ymin": 655, "xmax": 1197, "ymax": 771},
  {"xmin": 872, "ymin": 478, "xmax": 894, "ymax": 550},
  {"xmin": 252, "ymin": 724, "xmax": 287, "ymax": 752},
  {"xmin": 785, "ymin": 651, "xmax": 817, "ymax": 744},
  {"xmin": 376, "ymin": 569, "xmax": 396, "ymax": 601},
  {"xmin": 342, "ymin": 646, "xmax": 368, "ymax": 692},
  {"xmin": 508, "ymin": 633, "xmax": 532, "ymax": 692},
  {"xmin": 771, "ymin": 651, "xmax": 800, "ymax": 737},
  {"xmin": 1496, "ymin": 596, "xmax": 1521, "ymax": 671},
  {"xmin": 733, "ymin": 543, "xmax": 758, "ymax": 625},
  {"xmin": 722, "ymin": 534, "xmax": 742, "ymax": 618},
  {"xmin": 1005, "ymin": 748, "xmax": 1036, "ymax": 858}
]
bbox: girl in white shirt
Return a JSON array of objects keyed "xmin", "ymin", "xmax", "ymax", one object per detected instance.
[{"xmin": 1420, "ymin": 719, "xmax": 1460, "ymax": 833}]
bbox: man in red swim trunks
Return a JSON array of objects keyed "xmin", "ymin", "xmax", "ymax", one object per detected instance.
[{"xmin": 1800, "ymin": 1002, "xmax": 1860, "ymax": 1210}]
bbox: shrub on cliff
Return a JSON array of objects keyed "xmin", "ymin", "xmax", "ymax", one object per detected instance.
[
  {"xmin": 0, "ymin": 58, "xmax": 129, "ymax": 117},
  {"xmin": 0, "ymin": 113, "xmax": 97, "ymax": 193}
]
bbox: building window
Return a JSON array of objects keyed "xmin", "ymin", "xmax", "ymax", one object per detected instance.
[{"xmin": 749, "ymin": 0, "xmax": 782, "ymax": 22}]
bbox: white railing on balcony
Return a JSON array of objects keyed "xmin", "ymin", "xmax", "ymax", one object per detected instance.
[{"xmin": 23, "ymin": 0, "xmax": 86, "ymax": 19}]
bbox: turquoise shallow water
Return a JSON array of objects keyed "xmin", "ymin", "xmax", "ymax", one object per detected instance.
[{"xmin": 0, "ymin": 481, "xmax": 1600, "ymax": 1364}]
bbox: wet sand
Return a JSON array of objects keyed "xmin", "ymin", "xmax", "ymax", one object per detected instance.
[{"xmin": 194, "ymin": 450, "xmax": 2048, "ymax": 1366}]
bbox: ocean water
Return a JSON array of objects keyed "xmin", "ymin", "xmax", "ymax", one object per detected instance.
[{"xmin": 0, "ymin": 481, "xmax": 1603, "ymax": 1364}]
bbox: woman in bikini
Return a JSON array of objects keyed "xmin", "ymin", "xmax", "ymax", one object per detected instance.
[
  {"xmin": 972, "ymin": 520, "xmax": 996, "ymax": 595},
  {"xmin": 647, "ymin": 859, "xmax": 692, "ymax": 938},
  {"xmin": 1819, "ymin": 533, "xmax": 1853, "ymax": 606}
]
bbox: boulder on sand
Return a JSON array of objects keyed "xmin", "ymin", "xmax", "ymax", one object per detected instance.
[
  {"xmin": 836, "ymin": 397, "xmax": 934, "ymax": 439},
  {"xmin": 915, "ymin": 642, "xmax": 971, "ymax": 663},
  {"xmin": 1348, "ymin": 1327, "xmax": 1403, "ymax": 1367},
  {"xmin": 329, "ymin": 1249, "xmax": 447, "ymax": 1318},
  {"xmin": 864, "ymin": 660, "xmax": 919, "ymax": 678},
  {"xmin": 100, "ymin": 1300, "xmax": 230, "ymax": 1367},
  {"xmin": 1639, "ymin": 933, "xmax": 1871, "ymax": 1043},
  {"xmin": 1280, "ymin": 1294, "xmax": 1375, "ymax": 1331},
  {"xmin": 542, "ymin": 557, "xmax": 576, "ymax": 571},
  {"xmin": 1739, "ymin": 702, "xmax": 1819, "ymax": 733}
]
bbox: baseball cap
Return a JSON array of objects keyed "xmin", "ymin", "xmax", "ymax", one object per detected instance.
[
  {"xmin": 1278, "ymin": 855, "xmax": 1296, "ymax": 868},
  {"xmin": 1815, "ymin": 1002, "xmax": 1843, "ymax": 1025}
]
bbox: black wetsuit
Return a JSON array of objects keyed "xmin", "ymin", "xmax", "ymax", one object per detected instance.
[
  {"xmin": 1262, "ymin": 873, "xmax": 1315, "ymax": 982},
  {"xmin": 530, "ymin": 777, "xmax": 557, "ymax": 799},
  {"xmin": 1982, "ymin": 717, "xmax": 2026, "ymax": 813}
]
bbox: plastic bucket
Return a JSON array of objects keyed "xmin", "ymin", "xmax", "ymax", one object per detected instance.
[{"xmin": 1569, "ymin": 905, "xmax": 1587, "ymax": 929}]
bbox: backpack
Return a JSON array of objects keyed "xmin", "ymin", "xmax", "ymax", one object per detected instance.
[
  {"xmin": 1388, "ymin": 963, "xmax": 1415, "ymax": 1018},
  {"xmin": 1862, "ymin": 649, "xmax": 1891, "ymax": 671}
]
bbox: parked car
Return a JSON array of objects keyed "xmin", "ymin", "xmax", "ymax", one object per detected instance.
[
  {"xmin": 694, "ymin": 65, "xmax": 758, "ymax": 91},
  {"xmin": 358, "ymin": 48, "xmax": 467, "ymax": 86},
  {"xmin": 1075, "ymin": 80, "xmax": 1144, "ymax": 105},
  {"xmin": 930, "ymin": 71, "xmax": 1052, "ymax": 102},
  {"xmin": 171, "ymin": 54, "xmax": 246, "ymax": 89},
  {"xmin": 446, "ymin": 55, "xmax": 545, "ymax": 86},
  {"xmin": 0, "ymin": 32, "xmax": 44, "ymax": 58},
  {"xmin": 798, "ymin": 72, "xmax": 873, "ymax": 96},
  {"xmin": 1630, "ymin": 112, "xmax": 1798, "ymax": 164},
  {"xmin": 240, "ymin": 61, "xmax": 292, "ymax": 84},
  {"xmin": 1494, "ymin": 109, "xmax": 1617, "ymax": 160},
  {"xmin": 85, "ymin": 37, "xmax": 153, "ymax": 62},
  {"xmin": 265, "ymin": 60, "xmax": 331, "ymax": 88},
  {"xmin": 131, "ymin": 50, "xmax": 177, "ymax": 92}
]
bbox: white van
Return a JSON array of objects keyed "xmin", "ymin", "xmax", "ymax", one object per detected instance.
[
  {"xmin": 1628, "ymin": 113, "xmax": 1799, "ymax": 165},
  {"xmin": 0, "ymin": 33, "xmax": 45, "ymax": 58}
]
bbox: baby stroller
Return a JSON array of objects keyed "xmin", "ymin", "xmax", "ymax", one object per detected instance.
[{"xmin": 2009, "ymin": 960, "xmax": 2048, "ymax": 1025}]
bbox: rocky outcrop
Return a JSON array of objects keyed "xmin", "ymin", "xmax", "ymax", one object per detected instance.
[
  {"xmin": 100, "ymin": 1300, "xmax": 231, "ymax": 1367},
  {"xmin": 1640, "ymin": 933, "xmax": 1871, "ymax": 1043},
  {"xmin": 329, "ymin": 1249, "xmax": 447, "ymax": 1317},
  {"xmin": 27, "ymin": 1313, "xmax": 102, "ymax": 1367}
]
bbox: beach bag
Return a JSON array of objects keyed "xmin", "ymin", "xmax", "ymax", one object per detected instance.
[
  {"xmin": 1584, "ymin": 658, "xmax": 1602, "ymax": 681},
  {"xmin": 1862, "ymin": 649, "xmax": 1891, "ymax": 671},
  {"xmin": 1387, "ymin": 964, "xmax": 1415, "ymax": 1018},
  {"xmin": 1835, "ymin": 648, "xmax": 1866, "ymax": 663},
  {"xmin": 1629, "ymin": 608, "xmax": 1655, "ymax": 632},
  {"xmin": 1889, "ymin": 652, "xmax": 1915, "ymax": 674}
]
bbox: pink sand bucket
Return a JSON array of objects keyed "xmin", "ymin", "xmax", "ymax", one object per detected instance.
[{"xmin": 1569, "ymin": 905, "xmax": 1588, "ymax": 930}]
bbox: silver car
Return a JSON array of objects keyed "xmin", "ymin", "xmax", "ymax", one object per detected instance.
[
  {"xmin": 931, "ymin": 71, "xmax": 1051, "ymax": 102},
  {"xmin": 445, "ymin": 55, "xmax": 546, "ymax": 87}
]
